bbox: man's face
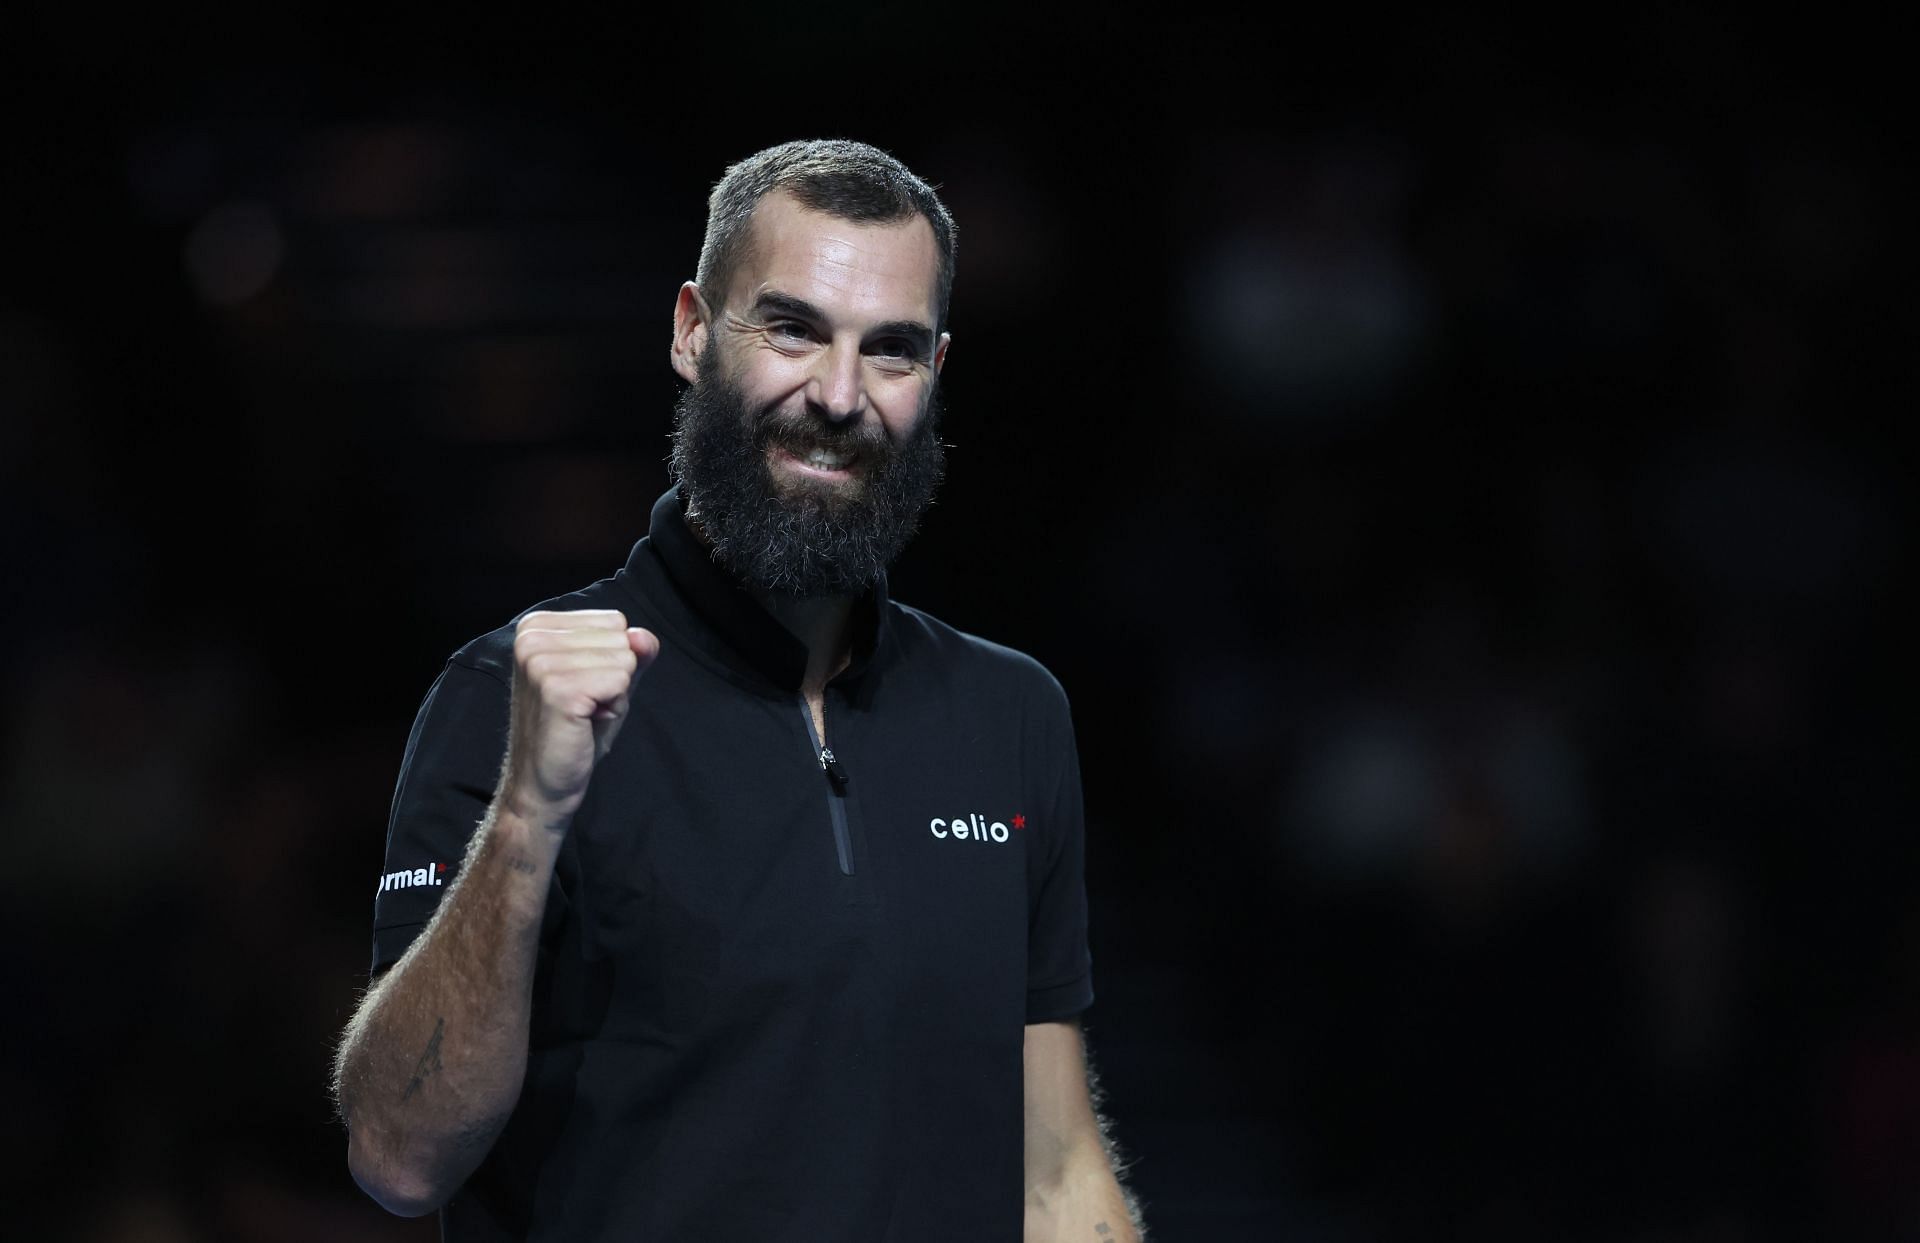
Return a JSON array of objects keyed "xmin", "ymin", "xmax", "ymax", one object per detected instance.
[{"xmin": 669, "ymin": 191, "xmax": 951, "ymax": 598}]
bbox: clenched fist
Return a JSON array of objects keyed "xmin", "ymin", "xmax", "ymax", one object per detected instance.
[{"xmin": 500, "ymin": 609, "xmax": 659, "ymax": 828}]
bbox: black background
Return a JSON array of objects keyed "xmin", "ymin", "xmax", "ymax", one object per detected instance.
[{"xmin": 2, "ymin": 9, "xmax": 1913, "ymax": 1241}]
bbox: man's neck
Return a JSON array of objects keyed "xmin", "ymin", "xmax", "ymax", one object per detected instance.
[{"xmin": 754, "ymin": 591, "xmax": 854, "ymax": 697}]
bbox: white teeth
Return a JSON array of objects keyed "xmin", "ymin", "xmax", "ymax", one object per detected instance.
[{"xmin": 803, "ymin": 448, "xmax": 851, "ymax": 469}]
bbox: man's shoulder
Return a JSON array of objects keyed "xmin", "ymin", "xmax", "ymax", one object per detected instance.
[
  {"xmin": 445, "ymin": 574, "xmax": 630, "ymax": 682},
  {"xmin": 883, "ymin": 599, "xmax": 1070, "ymax": 708}
]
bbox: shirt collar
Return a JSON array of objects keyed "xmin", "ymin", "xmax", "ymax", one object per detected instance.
[{"xmin": 628, "ymin": 486, "xmax": 890, "ymax": 693}]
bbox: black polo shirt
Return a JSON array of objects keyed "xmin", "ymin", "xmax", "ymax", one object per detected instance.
[{"xmin": 370, "ymin": 488, "xmax": 1094, "ymax": 1241}]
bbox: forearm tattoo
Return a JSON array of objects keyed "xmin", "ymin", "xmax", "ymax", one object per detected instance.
[{"xmin": 401, "ymin": 1017, "xmax": 446, "ymax": 1101}]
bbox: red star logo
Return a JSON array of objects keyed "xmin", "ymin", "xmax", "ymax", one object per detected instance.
[
  {"xmin": 1012, "ymin": 814, "xmax": 1026, "ymax": 830},
  {"xmin": 437, "ymin": 863, "xmax": 448, "ymax": 873}
]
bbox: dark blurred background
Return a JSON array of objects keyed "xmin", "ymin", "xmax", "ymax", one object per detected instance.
[{"xmin": 2, "ymin": 8, "xmax": 1912, "ymax": 1241}]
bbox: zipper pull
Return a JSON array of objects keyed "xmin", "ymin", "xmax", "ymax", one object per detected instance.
[{"xmin": 819, "ymin": 747, "xmax": 849, "ymax": 787}]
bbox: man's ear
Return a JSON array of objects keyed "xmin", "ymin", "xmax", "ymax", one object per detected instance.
[
  {"xmin": 933, "ymin": 331, "xmax": 951, "ymax": 377},
  {"xmin": 670, "ymin": 282, "xmax": 711, "ymax": 384}
]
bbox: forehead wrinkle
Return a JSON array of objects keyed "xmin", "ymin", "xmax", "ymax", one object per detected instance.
[
  {"xmin": 791, "ymin": 236, "xmax": 927, "ymax": 316},
  {"xmin": 735, "ymin": 196, "xmax": 939, "ymax": 329}
]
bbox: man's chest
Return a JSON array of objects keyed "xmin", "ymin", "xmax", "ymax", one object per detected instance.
[{"xmin": 536, "ymin": 678, "xmax": 1050, "ymax": 1041}]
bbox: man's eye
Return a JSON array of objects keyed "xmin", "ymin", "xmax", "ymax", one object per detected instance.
[
  {"xmin": 770, "ymin": 321, "xmax": 812, "ymax": 340},
  {"xmin": 873, "ymin": 339, "xmax": 914, "ymax": 360}
]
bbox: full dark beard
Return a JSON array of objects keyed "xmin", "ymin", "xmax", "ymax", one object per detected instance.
[{"xmin": 668, "ymin": 348, "xmax": 947, "ymax": 598}]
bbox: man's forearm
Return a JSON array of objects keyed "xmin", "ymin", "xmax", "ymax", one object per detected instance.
[
  {"xmin": 334, "ymin": 804, "xmax": 562, "ymax": 1216},
  {"xmin": 1023, "ymin": 1020, "xmax": 1145, "ymax": 1241}
]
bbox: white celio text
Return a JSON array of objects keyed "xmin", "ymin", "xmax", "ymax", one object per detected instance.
[{"xmin": 930, "ymin": 814, "xmax": 1011, "ymax": 844}]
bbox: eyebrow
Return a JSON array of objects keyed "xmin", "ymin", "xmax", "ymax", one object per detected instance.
[{"xmin": 750, "ymin": 291, "xmax": 936, "ymax": 357}]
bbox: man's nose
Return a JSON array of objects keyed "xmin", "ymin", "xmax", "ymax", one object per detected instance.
[{"xmin": 806, "ymin": 339, "xmax": 867, "ymax": 425}]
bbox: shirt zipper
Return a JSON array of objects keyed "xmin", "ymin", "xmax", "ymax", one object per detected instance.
[{"xmin": 798, "ymin": 699, "xmax": 854, "ymax": 876}]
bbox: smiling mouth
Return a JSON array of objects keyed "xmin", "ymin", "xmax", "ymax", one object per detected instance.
[
  {"xmin": 794, "ymin": 445, "xmax": 854, "ymax": 471},
  {"xmin": 770, "ymin": 444, "xmax": 865, "ymax": 484},
  {"xmin": 768, "ymin": 439, "xmax": 867, "ymax": 474}
]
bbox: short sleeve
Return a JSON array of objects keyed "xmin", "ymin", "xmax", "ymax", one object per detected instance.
[
  {"xmin": 1024, "ymin": 686, "xmax": 1094, "ymax": 1023},
  {"xmin": 370, "ymin": 659, "xmax": 512, "ymax": 974}
]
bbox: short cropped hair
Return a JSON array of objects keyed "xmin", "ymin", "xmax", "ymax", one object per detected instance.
[{"xmin": 695, "ymin": 139, "xmax": 957, "ymax": 333}]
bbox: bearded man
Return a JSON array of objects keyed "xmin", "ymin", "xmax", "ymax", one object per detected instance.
[{"xmin": 332, "ymin": 139, "xmax": 1142, "ymax": 1241}]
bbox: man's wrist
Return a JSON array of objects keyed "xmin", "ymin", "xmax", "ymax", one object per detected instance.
[{"xmin": 484, "ymin": 795, "xmax": 570, "ymax": 875}]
